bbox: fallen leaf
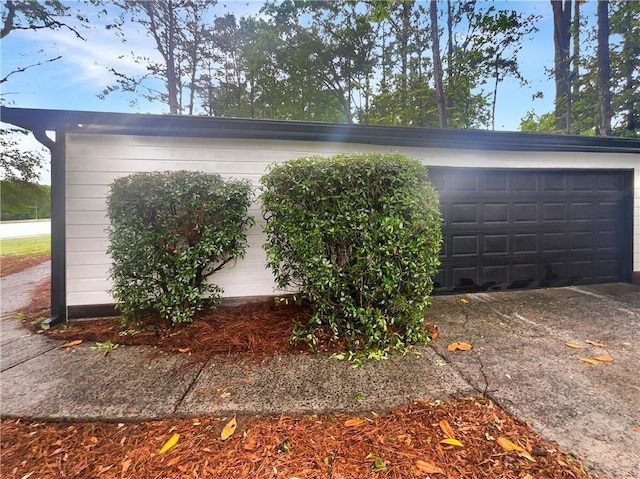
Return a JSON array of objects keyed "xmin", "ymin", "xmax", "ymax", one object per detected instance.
[
  {"xmin": 415, "ymin": 459, "xmax": 444, "ymax": 474},
  {"xmin": 438, "ymin": 419, "xmax": 456, "ymax": 439},
  {"xmin": 440, "ymin": 438, "xmax": 464, "ymax": 447},
  {"xmin": 593, "ymin": 354, "xmax": 613, "ymax": 362},
  {"xmin": 166, "ymin": 456, "xmax": 181, "ymax": 467},
  {"xmin": 427, "ymin": 324, "xmax": 439, "ymax": 340},
  {"xmin": 460, "ymin": 298, "xmax": 469, "ymax": 304},
  {"xmin": 121, "ymin": 458, "xmax": 132, "ymax": 476},
  {"xmin": 585, "ymin": 340, "xmax": 606, "ymax": 347},
  {"xmin": 60, "ymin": 340, "xmax": 83, "ymax": 348},
  {"xmin": 344, "ymin": 418, "xmax": 364, "ymax": 427},
  {"xmin": 373, "ymin": 457, "xmax": 387, "ymax": 471},
  {"xmin": 633, "ymin": 426, "xmax": 640, "ymax": 433},
  {"xmin": 159, "ymin": 433, "xmax": 180, "ymax": 455},
  {"xmin": 496, "ymin": 436, "xmax": 524, "ymax": 452},
  {"xmin": 580, "ymin": 358, "xmax": 599, "ymax": 365},
  {"xmin": 457, "ymin": 342, "xmax": 472, "ymax": 351},
  {"xmin": 565, "ymin": 342, "xmax": 583, "ymax": 349},
  {"xmin": 221, "ymin": 416, "xmax": 237, "ymax": 440},
  {"xmin": 447, "ymin": 342, "xmax": 459, "ymax": 351},
  {"xmin": 177, "ymin": 348, "xmax": 190, "ymax": 353},
  {"xmin": 496, "ymin": 437, "xmax": 536, "ymax": 461}
]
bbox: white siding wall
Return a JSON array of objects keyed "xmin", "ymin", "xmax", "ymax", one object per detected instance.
[{"xmin": 65, "ymin": 133, "xmax": 640, "ymax": 306}]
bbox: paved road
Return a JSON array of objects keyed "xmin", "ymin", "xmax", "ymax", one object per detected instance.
[{"xmin": 0, "ymin": 220, "xmax": 50, "ymax": 239}]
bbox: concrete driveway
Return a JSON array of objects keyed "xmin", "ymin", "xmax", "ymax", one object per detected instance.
[{"xmin": 427, "ymin": 283, "xmax": 640, "ymax": 479}]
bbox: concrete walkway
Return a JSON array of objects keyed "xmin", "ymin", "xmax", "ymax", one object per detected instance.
[{"xmin": 1, "ymin": 263, "xmax": 638, "ymax": 479}]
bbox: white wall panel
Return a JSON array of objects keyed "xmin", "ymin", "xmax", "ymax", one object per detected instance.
[{"xmin": 65, "ymin": 133, "xmax": 639, "ymax": 306}]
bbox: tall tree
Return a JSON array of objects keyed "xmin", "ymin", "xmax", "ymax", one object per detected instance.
[
  {"xmin": 430, "ymin": 0, "xmax": 447, "ymax": 128},
  {"xmin": 102, "ymin": 0, "xmax": 217, "ymax": 114},
  {"xmin": 551, "ymin": 0, "xmax": 572, "ymax": 133},
  {"xmin": 596, "ymin": 0, "xmax": 611, "ymax": 135},
  {"xmin": 609, "ymin": 0, "xmax": 639, "ymax": 136}
]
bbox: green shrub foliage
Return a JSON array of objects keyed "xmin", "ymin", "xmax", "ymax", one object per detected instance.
[
  {"xmin": 261, "ymin": 153, "xmax": 442, "ymax": 357},
  {"xmin": 107, "ymin": 170, "xmax": 254, "ymax": 325}
]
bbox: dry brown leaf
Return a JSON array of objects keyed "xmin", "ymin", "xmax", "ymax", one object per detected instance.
[
  {"xmin": 447, "ymin": 342, "xmax": 459, "ymax": 351},
  {"xmin": 585, "ymin": 340, "xmax": 606, "ymax": 347},
  {"xmin": 60, "ymin": 340, "xmax": 83, "ymax": 348},
  {"xmin": 593, "ymin": 354, "xmax": 613, "ymax": 362},
  {"xmin": 415, "ymin": 459, "xmax": 444, "ymax": 474},
  {"xmin": 344, "ymin": 418, "xmax": 364, "ymax": 427},
  {"xmin": 166, "ymin": 456, "xmax": 181, "ymax": 467},
  {"xmin": 580, "ymin": 358, "xmax": 599, "ymax": 365},
  {"xmin": 177, "ymin": 348, "xmax": 191, "ymax": 353},
  {"xmin": 633, "ymin": 426, "xmax": 640, "ymax": 433},
  {"xmin": 496, "ymin": 436, "xmax": 525, "ymax": 452},
  {"xmin": 457, "ymin": 342, "xmax": 472, "ymax": 351},
  {"xmin": 438, "ymin": 419, "xmax": 456, "ymax": 439},
  {"xmin": 121, "ymin": 458, "xmax": 132, "ymax": 477},
  {"xmin": 565, "ymin": 342, "xmax": 583, "ymax": 349},
  {"xmin": 221, "ymin": 416, "xmax": 237, "ymax": 440},
  {"xmin": 427, "ymin": 324, "xmax": 439, "ymax": 340}
]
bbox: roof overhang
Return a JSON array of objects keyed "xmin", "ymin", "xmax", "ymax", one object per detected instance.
[{"xmin": 2, "ymin": 106, "xmax": 639, "ymax": 154}]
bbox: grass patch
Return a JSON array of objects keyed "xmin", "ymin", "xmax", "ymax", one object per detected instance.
[{"xmin": 0, "ymin": 235, "xmax": 51, "ymax": 256}]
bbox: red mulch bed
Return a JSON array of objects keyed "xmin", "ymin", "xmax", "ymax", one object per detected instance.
[
  {"xmin": 5, "ymin": 279, "xmax": 596, "ymax": 479},
  {"xmin": 1, "ymin": 396, "xmax": 593, "ymax": 479},
  {"xmin": 1, "ymin": 253, "xmax": 50, "ymax": 277}
]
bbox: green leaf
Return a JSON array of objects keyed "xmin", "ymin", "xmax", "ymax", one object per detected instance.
[{"xmin": 373, "ymin": 457, "xmax": 387, "ymax": 471}]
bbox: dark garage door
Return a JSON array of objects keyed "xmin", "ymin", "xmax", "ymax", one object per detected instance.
[{"xmin": 428, "ymin": 168, "xmax": 632, "ymax": 293}]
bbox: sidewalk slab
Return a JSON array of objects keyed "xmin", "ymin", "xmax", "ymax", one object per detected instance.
[
  {"xmin": 176, "ymin": 345, "xmax": 474, "ymax": 417},
  {"xmin": 1, "ymin": 345, "xmax": 202, "ymax": 421},
  {"xmin": 1, "ymin": 333, "xmax": 58, "ymax": 371},
  {"xmin": 427, "ymin": 284, "xmax": 640, "ymax": 479}
]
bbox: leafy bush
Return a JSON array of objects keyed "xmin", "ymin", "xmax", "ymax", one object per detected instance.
[
  {"xmin": 107, "ymin": 170, "xmax": 254, "ymax": 325},
  {"xmin": 261, "ymin": 153, "xmax": 442, "ymax": 359}
]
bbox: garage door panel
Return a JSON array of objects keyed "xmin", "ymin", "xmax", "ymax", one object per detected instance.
[
  {"xmin": 484, "ymin": 203, "xmax": 508, "ymax": 223},
  {"xmin": 514, "ymin": 203, "xmax": 538, "ymax": 222},
  {"xmin": 431, "ymin": 168, "xmax": 631, "ymax": 293},
  {"xmin": 484, "ymin": 172, "xmax": 508, "ymax": 191}
]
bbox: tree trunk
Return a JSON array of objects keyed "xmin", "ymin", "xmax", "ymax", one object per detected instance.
[
  {"xmin": 596, "ymin": 0, "xmax": 611, "ymax": 136},
  {"xmin": 551, "ymin": 0, "xmax": 572, "ymax": 133},
  {"xmin": 166, "ymin": 1, "xmax": 179, "ymax": 115},
  {"xmin": 570, "ymin": 0, "xmax": 583, "ymax": 133},
  {"xmin": 430, "ymin": 1, "xmax": 448, "ymax": 128},
  {"xmin": 620, "ymin": 3, "xmax": 636, "ymax": 132}
]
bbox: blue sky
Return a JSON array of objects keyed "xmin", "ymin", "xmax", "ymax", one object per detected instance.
[{"xmin": 1, "ymin": 1, "xmax": 599, "ymax": 184}]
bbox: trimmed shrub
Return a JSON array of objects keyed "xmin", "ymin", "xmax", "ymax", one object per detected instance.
[
  {"xmin": 261, "ymin": 153, "xmax": 442, "ymax": 359},
  {"xmin": 106, "ymin": 170, "xmax": 254, "ymax": 325}
]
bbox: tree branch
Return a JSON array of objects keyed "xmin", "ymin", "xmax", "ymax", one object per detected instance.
[{"xmin": 0, "ymin": 56, "xmax": 62, "ymax": 84}]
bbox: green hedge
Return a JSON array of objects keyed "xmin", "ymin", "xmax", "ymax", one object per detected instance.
[
  {"xmin": 261, "ymin": 153, "xmax": 442, "ymax": 359},
  {"xmin": 106, "ymin": 171, "xmax": 254, "ymax": 325}
]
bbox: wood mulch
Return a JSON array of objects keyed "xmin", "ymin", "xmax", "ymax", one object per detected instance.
[
  {"xmin": 0, "ymin": 253, "xmax": 50, "ymax": 277},
  {"xmin": 1, "ymin": 396, "xmax": 592, "ymax": 479},
  {"xmin": 5, "ymin": 278, "xmax": 596, "ymax": 479}
]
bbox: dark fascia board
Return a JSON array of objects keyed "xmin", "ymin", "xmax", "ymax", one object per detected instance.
[{"xmin": 2, "ymin": 106, "xmax": 639, "ymax": 153}]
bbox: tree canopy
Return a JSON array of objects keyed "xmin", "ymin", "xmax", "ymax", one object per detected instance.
[{"xmin": 1, "ymin": 0, "xmax": 638, "ymax": 137}]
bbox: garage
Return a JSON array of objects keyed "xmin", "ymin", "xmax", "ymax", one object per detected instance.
[
  {"xmin": 430, "ymin": 167, "xmax": 633, "ymax": 293},
  {"xmin": 1, "ymin": 106, "xmax": 638, "ymax": 323}
]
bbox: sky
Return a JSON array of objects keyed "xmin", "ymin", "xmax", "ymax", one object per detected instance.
[{"xmin": 1, "ymin": 0, "xmax": 599, "ymax": 185}]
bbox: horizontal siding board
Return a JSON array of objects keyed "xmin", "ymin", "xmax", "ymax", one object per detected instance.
[{"xmin": 64, "ymin": 133, "xmax": 639, "ymax": 307}]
